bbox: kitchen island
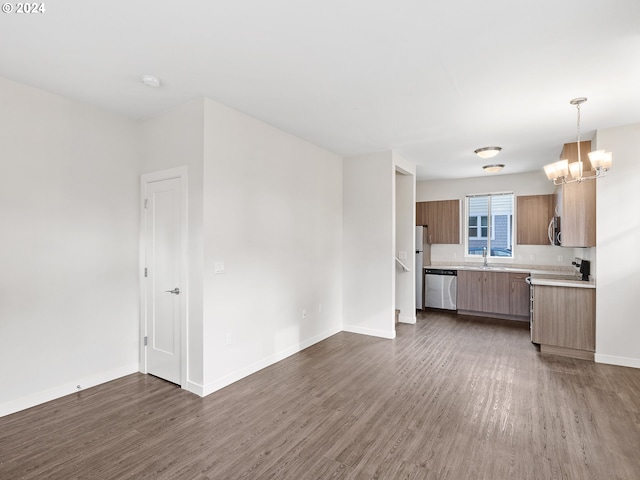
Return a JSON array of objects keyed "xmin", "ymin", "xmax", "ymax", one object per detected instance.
[{"xmin": 529, "ymin": 272, "xmax": 596, "ymax": 361}]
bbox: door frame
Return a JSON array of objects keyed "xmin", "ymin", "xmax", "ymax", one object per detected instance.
[{"xmin": 139, "ymin": 166, "xmax": 189, "ymax": 387}]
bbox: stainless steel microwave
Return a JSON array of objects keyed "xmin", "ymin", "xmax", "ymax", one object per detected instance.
[{"xmin": 547, "ymin": 216, "xmax": 561, "ymax": 246}]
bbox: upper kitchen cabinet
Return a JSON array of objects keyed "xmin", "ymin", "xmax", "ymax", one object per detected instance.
[
  {"xmin": 416, "ymin": 201, "xmax": 428, "ymax": 227},
  {"xmin": 516, "ymin": 194, "xmax": 554, "ymax": 245},
  {"xmin": 556, "ymin": 141, "xmax": 596, "ymax": 247},
  {"xmin": 416, "ymin": 200, "xmax": 460, "ymax": 244}
]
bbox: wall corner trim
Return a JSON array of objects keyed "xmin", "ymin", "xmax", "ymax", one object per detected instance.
[{"xmin": 342, "ymin": 324, "xmax": 396, "ymax": 339}]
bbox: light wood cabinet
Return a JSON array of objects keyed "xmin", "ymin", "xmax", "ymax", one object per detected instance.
[
  {"xmin": 416, "ymin": 201, "xmax": 428, "ymax": 227},
  {"xmin": 516, "ymin": 194, "xmax": 553, "ymax": 245},
  {"xmin": 415, "ymin": 200, "xmax": 460, "ymax": 244},
  {"xmin": 558, "ymin": 181, "xmax": 596, "ymax": 247},
  {"xmin": 509, "ymin": 273, "xmax": 530, "ymax": 318},
  {"xmin": 556, "ymin": 141, "xmax": 596, "ymax": 247},
  {"xmin": 457, "ymin": 270, "xmax": 483, "ymax": 311},
  {"xmin": 531, "ymin": 285, "xmax": 595, "ymax": 360},
  {"xmin": 457, "ymin": 270, "xmax": 509, "ymax": 315}
]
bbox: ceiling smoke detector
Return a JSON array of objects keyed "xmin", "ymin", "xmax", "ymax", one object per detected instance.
[{"xmin": 141, "ymin": 75, "xmax": 161, "ymax": 88}]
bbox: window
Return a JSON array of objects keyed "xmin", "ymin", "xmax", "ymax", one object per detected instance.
[
  {"xmin": 468, "ymin": 215, "xmax": 492, "ymax": 239},
  {"xmin": 466, "ymin": 193, "xmax": 513, "ymax": 258}
]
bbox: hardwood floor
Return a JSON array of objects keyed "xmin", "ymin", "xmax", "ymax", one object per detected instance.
[{"xmin": 2, "ymin": 311, "xmax": 640, "ymax": 479}]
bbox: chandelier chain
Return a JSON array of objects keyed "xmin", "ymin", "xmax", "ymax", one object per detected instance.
[{"xmin": 575, "ymin": 102, "xmax": 582, "ymax": 167}]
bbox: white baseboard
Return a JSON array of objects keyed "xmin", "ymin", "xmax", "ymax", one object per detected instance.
[
  {"xmin": 201, "ymin": 326, "xmax": 341, "ymax": 397},
  {"xmin": 0, "ymin": 364, "xmax": 138, "ymax": 418},
  {"xmin": 399, "ymin": 314, "xmax": 416, "ymax": 324},
  {"xmin": 185, "ymin": 380, "xmax": 204, "ymax": 397},
  {"xmin": 595, "ymin": 353, "xmax": 640, "ymax": 369},
  {"xmin": 342, "ymin": 324, "xmax": 396, "ymax": 339}
]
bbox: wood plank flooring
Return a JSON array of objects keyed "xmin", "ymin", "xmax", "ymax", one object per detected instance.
[{"xmin": 2, "ymin": 311, "xmax": 640, "ymax": 479}]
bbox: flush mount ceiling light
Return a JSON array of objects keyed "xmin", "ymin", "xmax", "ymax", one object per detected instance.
[
  {"xmin": 543, "ymin": 97, "xmax": 612, "ymax": 185},
  {"xmin": 141, "ymin": 74, "xmax": 161, "ymax": 88},
  {"xmin": 474, "ymin": 146, "xmax": 502, "ymax": 159},
  {"xmin": 482, "ymin": 164, "xmax": 505, "ymax": 173}
]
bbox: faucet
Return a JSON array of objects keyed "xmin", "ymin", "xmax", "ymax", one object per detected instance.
[{"xmin": 482, "ymin": 246, "xmax": 488, "ymax": 267}]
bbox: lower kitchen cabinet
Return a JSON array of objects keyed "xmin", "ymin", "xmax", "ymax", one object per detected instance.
[
  {"xmin": 531, "ymin": 285, "xmax": 595, "ymax": 360},
  {"xmin": 457, "ymin": 270, "xmax": 483, "ymax": 311},
  {"xmin": 509, "ymin": 273, "xmax": 530, "ymax": 318},
  {"xmin": 457, "ymin": 270, "xmax": 509, "ymax": 316}
]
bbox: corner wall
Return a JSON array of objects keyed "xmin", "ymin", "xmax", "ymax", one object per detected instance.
[
  {"xmin": 0, "ymin": 77, "xmax": 140, "ymax": 416},
  {"xmin": 343, "ymin": 152, "xmax": 396, "ymax": 339},
  {"xmin": 201, "ymin": 98, "xmax": 343, "ymax": 395},
  {"xmin": 594, "ymin": 123, "xmax": 640, "ymax": 368},
  {"xmin": 394, "ymin": 153, "xmax": 417, "ymax": 324}
]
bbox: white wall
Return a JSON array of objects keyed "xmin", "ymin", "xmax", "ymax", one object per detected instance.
[
  {"xmin": 200, "ymin": 98, "xmax": 343, "ymax": 395},
  {"xmin": 140, "ymin": 99, "xmax": 205, "ymax": 391},
  {"xmin": 343, "ymin": 152, "xmax": 396, "ymax": 339},
  {"xmin": 594, "ymin": 123, "xmax": 640, "ymax": 368},
  {"xmin": 417, "ymin": 171, "xmax": 578, "ymax": 267},
  {"xmin": 0, "ymin": 77, "xmax": 140, "ymax": 416},
  {"xmin": 394, "ymin": 154, "xmax": 417, "ymax": 324}
]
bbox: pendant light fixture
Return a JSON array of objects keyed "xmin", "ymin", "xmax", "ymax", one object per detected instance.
[{"xmin": 543, "ymin": 98, "xmax": 612, "ymax": 185}]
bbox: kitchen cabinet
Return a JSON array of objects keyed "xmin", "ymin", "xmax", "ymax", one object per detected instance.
[
  {"xmin": 416, "ymin": 202, "xmax": 428, "ymax": 227},
  {"xmin": 415, "ymin": 200, "xmax": 460, "ymax": 244},
  {"xmin": 516, "ymin": 194, "xmax": 553, "ymax": 245},
  {"xmin": 509, "ymin": 273, "xmax": 530, "ymax": 318},
  {"xmin": 555, "ymin": 141, "xmax": 596, "ymax": 247},
  {"xmin": 531, "ymin": 284, "xmax": 595, "ymax": 360},
  {"xmin": 557, "ymin": 181, "xmax": 596, "ymax": 247},
  {"xmin": 457, "ymin": 270, "xmax": 484, "ymax": 312},
  {"xmin": 457, "ymin": 270, "xmax": 509, "ymax": 315}
]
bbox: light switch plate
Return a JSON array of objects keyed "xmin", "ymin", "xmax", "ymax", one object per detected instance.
[{"xmin": 215, "ymin": 261, "xmax": 225, "ymax": 274}]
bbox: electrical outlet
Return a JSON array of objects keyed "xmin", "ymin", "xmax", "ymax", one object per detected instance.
[
  {"xmin": 215, "ymin": 261, "xmax": 225, "ymax": 275},
  {"xmin": 302, "ymin": 309, "xmax": 307, "ymax": 319},
  {"xmin": 557, "ymin": 255, "xmax": 564, "ymax": 262},
  {"xmin": 398, "ymin": 251, "xmax": 407, "ymax": 260}
]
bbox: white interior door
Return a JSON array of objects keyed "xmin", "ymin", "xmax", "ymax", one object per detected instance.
[{"xmin": 143, "ymin": 175, "xmax": 184, "ymax": 385}]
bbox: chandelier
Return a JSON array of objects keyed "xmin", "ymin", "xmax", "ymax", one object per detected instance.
[{"xmin": 543, "ymin": 97, "xmax": 612, "ymax": 185}]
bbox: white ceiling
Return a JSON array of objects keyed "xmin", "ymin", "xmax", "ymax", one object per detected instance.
[{"xmin": 2, "ymin": 0, "xmax": 639, "ymax": 180}]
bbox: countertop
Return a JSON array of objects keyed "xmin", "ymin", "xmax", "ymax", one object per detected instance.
[{"xmin": 423, "ymin": 263, "xmax": 596, "ymax": 289}]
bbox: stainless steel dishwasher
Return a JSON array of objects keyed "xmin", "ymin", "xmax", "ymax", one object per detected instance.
[{"xmin": 424, "ymin": 269, "xmax": 457, "ymax": 310}]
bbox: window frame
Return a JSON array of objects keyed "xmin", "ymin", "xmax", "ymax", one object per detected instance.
[{"xmin": 464, "ymin": 192, "xmax": 514, "ymax": 259}]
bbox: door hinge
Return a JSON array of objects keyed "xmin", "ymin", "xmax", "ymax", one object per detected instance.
[
  {"xmin": 144, "ymin": 267, "xmax": 147, "ymax": 277},
  {"xmin": 144, "ymin": 336, "xmax": 148, "ymax": 346},
  {"xmin": 144, "ymin": 198, "xmax": 148, "ymax": 209}
]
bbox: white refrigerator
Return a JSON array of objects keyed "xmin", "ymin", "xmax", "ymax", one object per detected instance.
[{"xmin": 415, "ymin": 226, "xmax": 426, "ymax": 309}]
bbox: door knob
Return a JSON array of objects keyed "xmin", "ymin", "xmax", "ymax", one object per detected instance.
[{"xmin": 165, "ymin": 287, "xmax": 180, "ymax": 295}]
